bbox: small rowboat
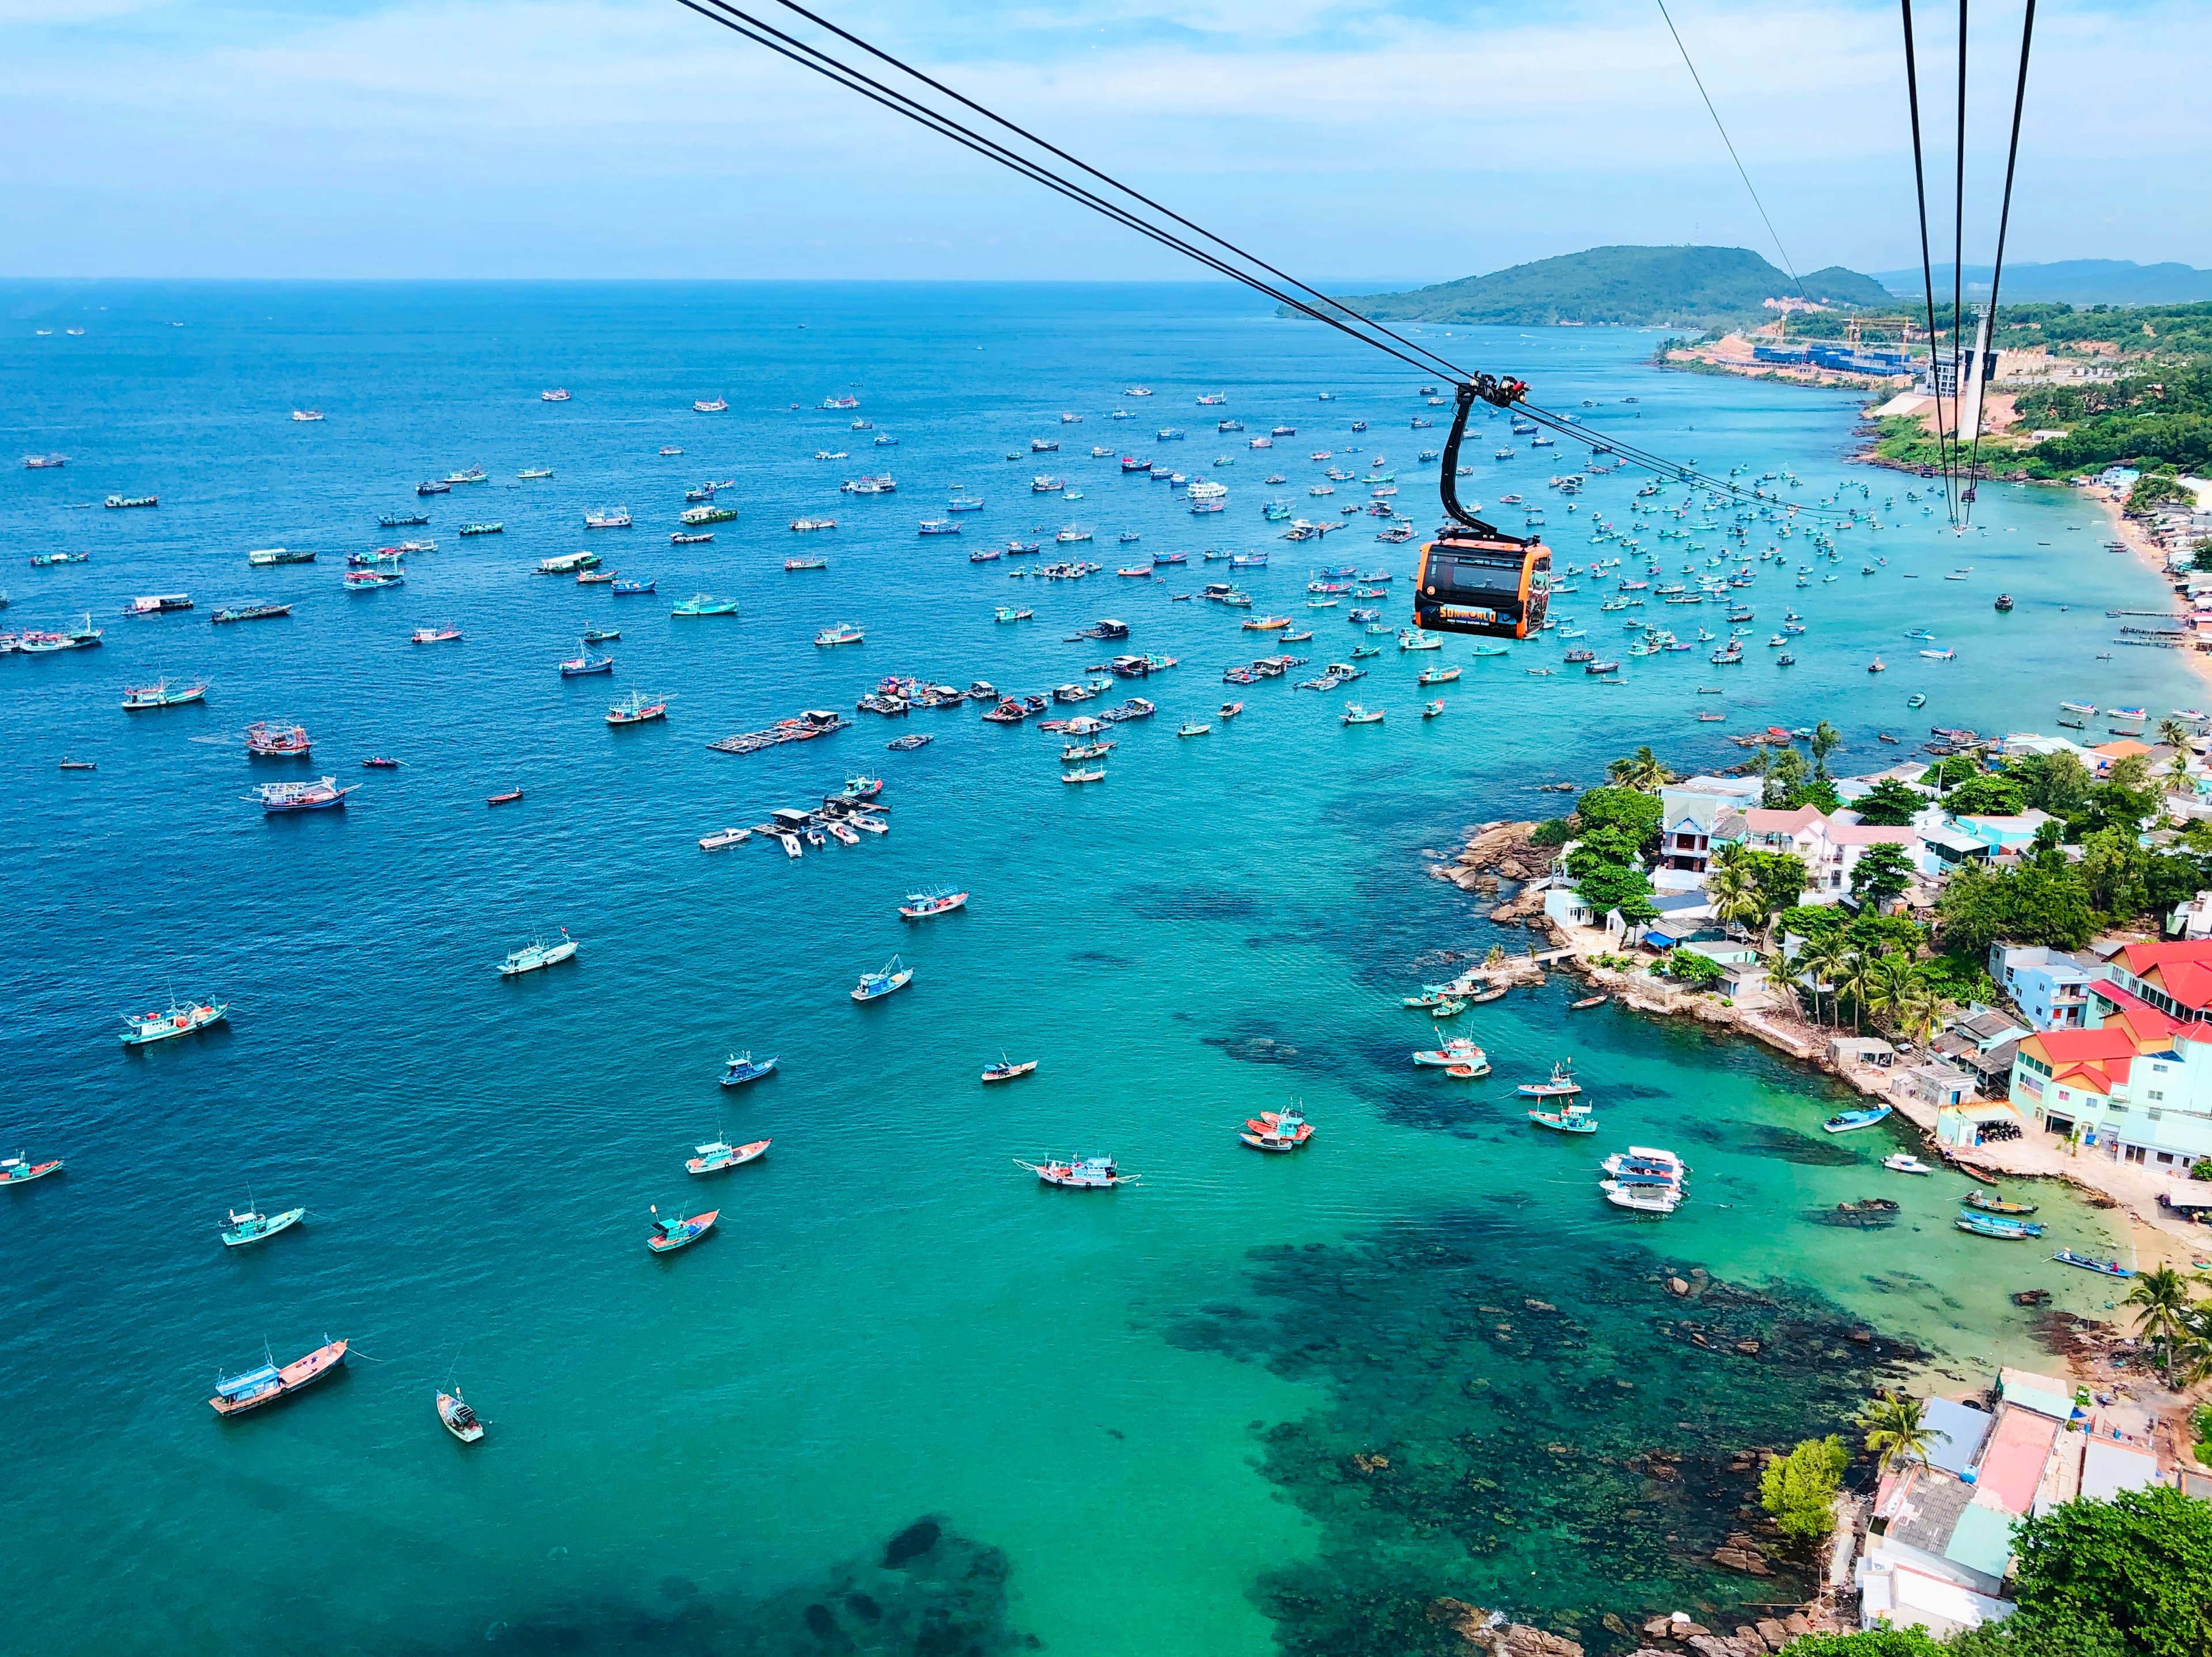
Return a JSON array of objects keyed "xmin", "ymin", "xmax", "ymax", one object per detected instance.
[
  {"xmin": 0, "ymin": 1154, "xmax": 63, "ymax": 1185},
  {"xmin": 486, "ymin": 788, "xmax": 524, "ymax": 806},
  {"xmin": 1240, "ymin": 1108, "xmax": 1314, "ymax": 1152},
  {"xmin": 437, "ymin": 1389, "xmax": 485, "ymax": 1443},
  {"xmin": 362, "ymin": 757, "xmax": 401, "ymax": 769},
  {"xmin": 981, "ymin": 1056, "xmax": 1038, "ymax": 1083},
  {"xmin": 1965, "ymin": 1190, "xmax": 2038, "ymax": 1215},
  {"xmin": 2054, "ymin": 1249, "xmax": 2133, "ymax": 1277},
  {"xmin": 1445, "ymin": 1063, "xmax": 1483, "ymax": 1078},
  {"xmin": 1528, "ymin": 1109, "xmax": 1597, "ymax": 1134},
  {"xmin": 685, "ymin": 1139, "xmax": 770, "ymax": 1174},
  {"xmin": 647, "ymin": 1206, "xmax": 718, "ymax": 1252},
  {"xmin": 1569, "ymin": 995, "xmax": 1608, "ymax": 1010}
]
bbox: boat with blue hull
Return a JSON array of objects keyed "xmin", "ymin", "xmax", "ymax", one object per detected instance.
[
  {"xmin": 852, "ymin": 956, "xmax": 912, "ymax": 1002},
  {"xmin": 1821, "ymin": 1105, "xmax": 1892, "ymax": 1133},
  {"xmin": 719, "ymin": 1051, "xmax": 778, "ymax": 1087}
]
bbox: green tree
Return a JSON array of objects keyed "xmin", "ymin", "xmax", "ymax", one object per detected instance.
[
  {"xmin": 1764, "ymin": 747, "xmax": 1812, "ymax": 806},
  {"xmin": 2009, "ymin": 1486, "xmax": 2212, "ymax": 1657},
  {"xmin": 1740, "ymin": 848, "xmax": 1811, "ymax": 917},
  {"xmin": 1851, "ymin": 843, "xmax": 1916, "ymax": 907},
  {"xmin": 2082, "ymin": 827, "xmax": 2150, "ymax": 919},
  {"xmin": 1923, "ymin": 755, "xmax": 1980, "ymax": 790},
  {"xmin": 1574, "ymin": 786, "xmax": 1664, "ymax": 850},
  {"xmin": 1858, "ymin": 1390, "xmax": 1936, "ymax": 1470},
  {"xmin": 2123, "ymin": 1265, "xmax": 2195, "ymax": 1387},
  {"xmin": 2013, "ymin": 750, "xmax": 2093, "ymax": 820},
  {"xmin": 1606, "ymin": 745, "xmax": 1677, "ymax": 791},
  {"xmin": 1778, "ymin": 1633, "xmax": 1945, "ymax": 1657},
  {"xmin": 1706, "ymin": 855, "xmax": 1767, "ymax": 936},
  {"xmin": 1853, "ymin": 776, "xmax": 1928, "ymax": 827},
  {"xmin": 1942, "ymin": 773, "xmax": 2029, "ymax": 817},
  {"xmin": 1662, "ymin": 947, "xmax": 1726, "ymax": 986},
  {"xmin": 1758, "ymin": 1435, "xmax": 1847, "ymax": 1544},
  {"xmin": 2159, "ymin": 716, "xmax": 2194, "ymax": 754},
  {"xmin": 1810, "ymin": 719, "xmax": 1842, "ymax": 779}
]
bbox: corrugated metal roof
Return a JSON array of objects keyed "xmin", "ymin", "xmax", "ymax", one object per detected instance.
[
  {"xmin": 1944, "ymin": 1502, "xmax": 2021, "ymax": 1579},
  {"xmin": 1923, "ymin": 1398, "xmax": 1994, "ymax": 1478},
  {"xmin": 2081, "ymin": 1438, "xmax": 2161, "ymax": 1503}
]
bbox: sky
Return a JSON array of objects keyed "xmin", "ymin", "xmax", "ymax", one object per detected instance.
[{"xmin": 5, "ymin": 0, "xmax": 2207, "ymax": 283}]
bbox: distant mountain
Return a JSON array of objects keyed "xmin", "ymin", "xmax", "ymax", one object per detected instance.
[
  {"xmin": 1872, "ymin": 260, "xmax": 2212, "ymax": 307},
  {"xmin": 1305, "ymin": 246, "xmax": 1892, "ymax": 329}
]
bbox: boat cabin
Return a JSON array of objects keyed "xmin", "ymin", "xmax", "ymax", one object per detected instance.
[{"xmin": 768, "ymin": 807, "xmax": 814, "ymax": 831}]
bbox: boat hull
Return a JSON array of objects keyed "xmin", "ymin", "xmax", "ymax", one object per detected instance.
[{"xmin": 210, "ymin": 1339, "xmax": 347, "ymax": 1416}]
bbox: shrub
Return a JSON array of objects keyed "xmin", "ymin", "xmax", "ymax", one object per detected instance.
[
  {"xmin": 1759, "ymin": 1435, "xmax": 1847, "ymax": 1544},
  {"xmin": 1528, "ymin": 817, "xmax": 1573, "ymax": 847}
]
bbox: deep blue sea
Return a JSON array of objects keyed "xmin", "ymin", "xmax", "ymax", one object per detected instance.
[{"xmin": 0, "ymin": 281, "xmax": 2192, "ymax": 1657}]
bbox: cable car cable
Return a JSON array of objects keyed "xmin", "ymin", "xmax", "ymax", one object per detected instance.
[
  {"xmin": 1960, "ymin": 0, "xmax": 2036, "ymax": 526},
  {"xmin": 1652, "ymin": 0, "xmax": 1808, "ymax": 304},
  {"xmin": 1898, "ymin": 0, "xmax": 1959, "ymax": 524}
]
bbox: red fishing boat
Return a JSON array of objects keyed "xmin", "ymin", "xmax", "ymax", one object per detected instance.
[
  {"xmin": 244, "ymin": 721, "xmax": 310, "ymax": 758},
  {"xmin": 1, "ymin": 1153, "xmax": 64, "ymax": 1185},
  {"xmin": 1240, "ymin": 1108, "xmax": 1315, "ymax": 1152},
  {"xmin": 486, "ymin": 787, "xmax": 524, "ymax": 806},
  {"xmin": 209, "ymin": 1338, "xmax": 348, "ymax": 1416}
]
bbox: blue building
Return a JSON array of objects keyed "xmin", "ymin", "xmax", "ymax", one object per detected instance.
[{"xmin": 1989, "ymin": 943, "xmax": 2103, "ymax": 1031}]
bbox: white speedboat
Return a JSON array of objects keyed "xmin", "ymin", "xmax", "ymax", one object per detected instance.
[{"xmin": 1883, "ymin": 1153, "xmax": 1934, "ymax": 1175}]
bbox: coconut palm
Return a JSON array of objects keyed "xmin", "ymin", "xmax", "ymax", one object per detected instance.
[
  {"xmin": 2158, "ymin": 716, "xmax": 2192, "ymax": 753},
  {"xmin": 1893, "ymin": 977, "xmax": 1950, "ymax": 1046},
  {"xmin": 1836, "ymin": 950, "xmax": 1878, "ymax": 1035},
  {"xmin": 2126, "ymin": 1265, "xmax": 2196, "ymax": 1386},
  {"xmin": 1797, "ymin": 936, "xmax": 1850, "ymax": 1027},
  {"xmin": 1859, "ymin": 1390, "xmax": 1936, "ymax": 1470},
  {"xmin": 1607, "ymin": 745, "xmax": 1679, "ymax": 793},
  {"xmin": 1862, "ymin": 953, "xmax": 1919, "ymax": 1034},
  {"xmin": 1707, "ymin": 858, "xmax": 1765, "ymax": 938}
]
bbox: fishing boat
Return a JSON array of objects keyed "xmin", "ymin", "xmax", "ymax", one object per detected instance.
[
  {"xmin": 687, "ymin": 1139, "xmax": 770, "ymax": 1173},
  {"xmin": 981, "ymin": 1055, "xmax": 1038, "ymax": 1083},
  {"xmin": 1, "ymin": 1153, "xmax": 65, "ymax": 1185},
  {"xmin": 1177, "ymin": 721, "xmax": 1210, "ymax": 737},
  {"xmin": 790, "ymin": 517, "xmax": 837, "ymax": 532},
  {"xmin": 1017, "ymin": 1155, "xmax": 1131, "ymax": 1189},
  {"xmin": 248, "ymin": 777, "xmax": 353, "ymax": 812},
  {"xmin": 1956, "ymin": 1211, "xmax": 2044, "ymax": 1240},
  {"xmin": 361, "ymin": 757, "xmax": 400, "ymax": 769},
  {"xmin": 123, "ymin": 593, "xmax": 194, "ymax": 616},
  {"xmin": 698, "ymin": 826, "xmax": 751, "ymax": 850},
  {"xmin": 672, "ymin": 594, "xmax": 736, "ymax": 615},
  {"xmin": 416, "ymin": 480, "xmax": 451, "ymax": 495},
  {"xmin": 1417, "ymin": 665, "xmax": 1460, "ymax": 685},
  {"xmin": 2053, "ymin": 1249, "xmax": 2133, "ymax": 1277},
  {"xmin": 1821, "ymin": 1104, "xmax": 1892, "ymax": 1133},
  {"xmin": 412, "ymin": 624, "xmax": 462, "ymax": 644},
  {"xmin": 486, "ymin": 786, "xmax": 524, "ymax": 805},
  {"xmin": 584, "ymin": 508, "xmax": 633, "ymax": 529},
  {"xmin": 786, "ymin": 556, "xmax": 830, "ymax": 571},
  {"xmin": 498, "ymin": 931, "xmax": 578, "ymax": 976},
  {"xmin": 220, "ymin": 1205, "xmax": 305, "ymax": 1248},
  {"xmin": 1883, "ymin": 1154, "xmax": 1934, "ymax": 1175},
  {"xmin": 209, "ymin": 1339, "xmax": 347, "ymax": 1416},
  {"xmin": 1062, "ymin": 767, "xmax": 1105, "ymax": 783},
  {"xmin": 1965, "ymin": 1190, "xmax": 2038, "ymax": 1215},
  {"xmin": 443, "ymin": 468, "xmax": 486, "ymax": 486},
  {"xmin": 213, "ymin": 602, "xmax": 292, "ymax": 624},
  {"xmin": 1528, "ymin": 1108, "xmax": 1598, "ymax": 1134},
  {"xmin": 1570, "ymin": 995, "xmax": 1609, "ymax": 1011},
  {"xmin": 646, "ymin": 1206, "xmax": 718, "ymax": 1252},
  {"xmin": 29, "ymin": 551, "xmax": 88, "ymax": 567},
  {"xmin": 232, "ymin": 722, "xmax": 307, "ymax": 761},
  {"xmin": 1240, "ymin": 1106, "xmax": 1314, "ymax": 1152},
  {"xmin": 887, "ymin": 733, "xmax": 933, "ymax": 752},
  {"xmin": 437, "ymin": 1390, "xmax": 485, "ymax": 1443},
  {"xmin": 612, "ymin": 578, "xmax": 659, "ymax": 596},
  {"xmin": 1341, "ymin": 704, "xmax": 1384, "ymax": 725},
  {"xmin": 536, "ymin": 552, "xmax": 599, "ymax": 575},
  {"xmin": 1421, "ymin": 699, "xmax": 1446, "ymax": 718},
  {"xmin": 1219, "ymin": 701, "xmax": 1243, "ymax": 719},
  {"xmin": 1398, "ymin": 630, "xmax": 1444, "ymax": 651},
  {"xmin": 122, "ymin": 678, "xmax": 210, "ymax": 710},
  {"xmin": 559, "ymin": 644, "xmax": 615, "ymax": 676},
  {"xmin": 815, "ymin": 622, "xmax": 865, "ymax": 646},
  {"xmin": 1517, "ymin": 1061, "xmax": 1580, "ymax": 1099},
  {"xmin": 606, "ymin": 691, "xmax": 669, "ymax": 725},
  {"xmin": 852, "ymin": 956, "xmax": 912, "ymax": 1002},
  {"xmin": 673, "ymin": 533, "xmax": 715, "ymax": 545},
  {"xmin": 899, "ymin": 888, "xmax": 969, "ymax": 920},
  {"xmin": 343, "ymin": 568, "xmax": 402, "ymax": 589},
  {"xmin": 1411, "ymin": 1036, "xmax": 1488, "ymax": 1072},
  {"xmin": 459, "ymin": 521, "xmax": 502, "ymax": 537}
]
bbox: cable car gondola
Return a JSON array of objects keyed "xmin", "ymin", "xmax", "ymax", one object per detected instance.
[{"xmin": 1412, "ymin": 379, "xmax": 1551, "ymax": 641}]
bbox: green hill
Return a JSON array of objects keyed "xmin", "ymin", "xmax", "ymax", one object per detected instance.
[{"xmin": 1304, "ymin": 245, "xmax": 1892, "ymax": 329}]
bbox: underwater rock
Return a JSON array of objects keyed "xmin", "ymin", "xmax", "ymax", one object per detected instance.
[{"xmin": 882, "ymin": 1518, "xmax": 942, "ymax": 1568}]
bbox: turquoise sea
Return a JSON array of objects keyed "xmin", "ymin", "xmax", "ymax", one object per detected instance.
[{"xmin": 0, "ymin": 282, "xmax": 2196, "ymax": 1657}]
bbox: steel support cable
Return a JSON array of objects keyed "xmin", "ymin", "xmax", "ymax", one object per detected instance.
[
  {"xmin": 1652, "ymin": 0, "xmax": 1808, "ymax": 303},
  {"xmin": 748, "ymin": 0, "xmax": 1479, "ymax": 385},
  {"xmin": 1899, "ymin": 0, "xmax": 1959, "ymax": 524},
  {"xmin": 1961, "ymin": 0, "xmax": 2036, "ymax": 526},
  {"xmin": 678, "ymin": 0, "xmax": 1466, "ymax": 382},
  {"xmin": 676, "ymin": 1, "xmax": 1854, "ymax": 519},
  {"xmin": 1950, "ymin": 0, "xmax": 1970, "ymax": 525}
]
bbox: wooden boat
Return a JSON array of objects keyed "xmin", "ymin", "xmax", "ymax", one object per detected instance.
[
  {"xmin": 1570, "ymin": 995, "xmax": 1608, "ymax": 1011},
  {"xmin": 1821, "ymin": 1104, "xmax": 1892, "ymax": 1134},
  {"xmin": 1341, "ymin": 704, "xmax": 1384, "ymax": 725},
  {"xmin": 605, "ymin": 691, "xmax": 669, "ymax": 725},
  {"xmin": 1219, "ymin": 701, "xmax": 1243, "ymax": 718},
  {"xmin": 851, "ymin": 956, "xmax": 912, "ymax": 1002},
  {"xmin": 220, "ymin": 1205, "xmax": 305, "ymax": 1248},
  {"xmin": 686, "ymin": 1139, "xmax": 770, "ymax": 1174},
  {"xmin": 1416, "ymin": 665, "xmax": 1461, "ymax": 685},
  {"xmin": 1016, "ymin": 1155, "xmax": 1131, "ymax": 1189},
  {"xmin": 120, "ymin": 998, "xmax": 228, "ymax": 1046},
  {"xmin": 1240, "ymin": 1108, "xmax": 1314, "ymax": 1152},
  {"xmin": 437, "ymin": 1389, "xmax": 485, "ymax": 1443},
  {"xmin": 362, "ymin": 757, "xmax": 400, "ymax": 769},
  {"xmin": 981, "ymin": 1055, "xmax": 1038, "ymax": 1083},
  {"xmin": 1528, "ymin": 1109, "xmax": 1598, "ymax": 1135},
  {"xmin": 718, "ymin": 1050, "xmax": 777, "ymax": 1087},
  {"xmin": 1956, "ymin": 1211, "xmax": 2044, "ymax": 1239},
  {"xmin": 647, "ymin": 1206, "xmax": 718, "ymax": 1252},
  {"xmin": 121, "ymin": 678, "xmax": 211, "ymax": 710},
  {"xmin": 1949, "ymin": 1155, "xmax": 2000, "ymax": 1185},
  {"xmin": 1177, "ymin": 721, "xmax": 1210, "ymax": 737},
  {"xmin": 1062, "ymin": 767, "xmax": 1105, "ymax": 783},
  {"xmin": 1965, "ymin": 1190, "xmax": 2038, "ymax": 1215},
  {"xmin": 486, "ymin": 788, "xmax": 524, "ymax": 806},
  {"xmin": 2053, "ymin": 1249, "xmax": 2133, "ymax": 1277},
  {"xmin": 58, "ymin": 759, "xmax": 96, "ymax": 770},
  {"xmin": 209, "ymin": 1338, "xmax": 347, "ymax": 1416},
  {"xmin": 899, "ymin": 888, "xmax": 969, "ymax": 920},
  {"xmin": 1412, "ymin": 1036, "xmax": 1487, "ymax": 1071},
  {"xmin": 1518, "ymin": 1061, "xmax": 1580, "ymax": 1099},
  {"xmin": 0, "ymin": 1154, "xmax": 63, "ymax": 1185}
]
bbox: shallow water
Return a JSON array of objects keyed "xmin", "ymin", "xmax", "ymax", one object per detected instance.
[{"xmin": 0, "ymin": 281, "xmax": 2183, "ymax": 1657}]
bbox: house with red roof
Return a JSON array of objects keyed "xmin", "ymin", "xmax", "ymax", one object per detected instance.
[{"xmin": 2007, "ymin": 939, "xmax": 2212, "ymax": 1173}]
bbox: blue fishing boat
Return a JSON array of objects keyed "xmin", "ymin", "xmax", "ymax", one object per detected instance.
[
  {"xmin": 2054, "ymin": 1249, "xmax": 2133, "ymax": 1277},
  {"xmin": 1528, "ymin": 1109, "xmax": 1597, "ymax": 1135},
  {"xmin": 851, "ymin": 955, "xmax": 912, "ymax": 1002},
  {"xmin": 719, "ymin": 1051, "xmax": 778, "ymax": 1087},
  {"xmin": 1956, "ymin": 1210, "xmax": 2044, "ymax": 1240},
  {"xmin": 560, "ymin": 642, "xmax": 615, "ymax": 676},
  {"xmin": 611, "ymin": 578, "xmax": 657, "ymax": 596},
  {"xmin": 220, "ymin": 1205, "xmax": 305, "ymax": 1248},
  {"xmin": 1821, "ymin": 1104, "xmax": 1892, "ymax": 1133},
  {"xmin": 646, "ymin": 1205, "xmax": 718, "ymax": 1252}
]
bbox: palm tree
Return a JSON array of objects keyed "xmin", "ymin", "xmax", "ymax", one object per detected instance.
[
  {"xmin": 2168, "ymin": 1300, "xmax": 2212, "ymax": 1388},
  {"xmin": 1707, "ymin": 858, "xmax": 1765, "ymax": 939},
  {"xmin": 1608, "ymin": 745, "xmax": 1679, "ymax": 793},
  {"xmin": 1810, "ymin": 720, "xmax": 1842, "ymax": 780},
  {"xmin": 1859, "ymin": 1391, "xmax": 1936, "ymax": 1470},
  {"xmin": 1863, "ymin": 953, "xmax": 1920, "ymax": 1034},
  {"xmin": 2158, "ymin": 716, "xmax": 2192, "ymax": 754},
  {"xmin": 1797, "ymin": 936, "xmax": 1850, "ymax": 1027},
  {"xmin": 1836, "ymin": 950, "xmax": 1878, "ymax": 1036},
  {"xmin": 2125, "ymin": 1265, "xmax": 2195, "ymax": 1386},
  {"xmin": 1893, "ymin": 977, "xmax": 1950, "ymax": 1046}
]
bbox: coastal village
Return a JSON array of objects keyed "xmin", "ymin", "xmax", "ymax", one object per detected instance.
[{"xmin": 1431, "ymin": 711, "xmax": 2212, "ymax": 1650}]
